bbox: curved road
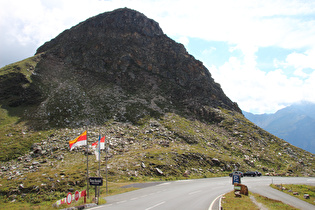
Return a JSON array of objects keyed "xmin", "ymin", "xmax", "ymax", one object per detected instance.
[{"xmin": 90, "ymin": 176, "xmax": 315, "ymax": 210}]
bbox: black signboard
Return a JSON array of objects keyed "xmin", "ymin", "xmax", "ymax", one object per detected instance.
[{"xmin": 89, "ymin": 177, "xmax": 103, "ymax": 186}]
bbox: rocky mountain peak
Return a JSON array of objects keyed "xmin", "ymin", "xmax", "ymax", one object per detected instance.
[
  {"xmin": 83, "ymin": 7, "xmax": 164, "ymax": 36},
  {"xmin": 20, "ymin": 8, "xmax": 241, "ymax": 128},
  {"xmin": 37, "ymin": 8, "xmax": 163, "ymax": 54}
]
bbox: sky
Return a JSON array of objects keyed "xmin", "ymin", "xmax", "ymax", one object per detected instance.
[{"xmin": 1, "ymin": 0, "xmax": 315, "ymax": 114}]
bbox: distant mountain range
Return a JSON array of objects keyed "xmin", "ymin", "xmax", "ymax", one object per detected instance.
[{"xmin": 243, "ymin": 102, "xmax": 315, "ymax": 154}]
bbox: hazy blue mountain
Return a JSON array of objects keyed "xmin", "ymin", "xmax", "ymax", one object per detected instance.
[{"xmin": 243, "ymin": 102, "xmax": 315, "ymax": 154}]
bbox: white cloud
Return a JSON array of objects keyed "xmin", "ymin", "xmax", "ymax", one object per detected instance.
[
  {"xmin": 285, "ymin": 50, "xmax": 315, "ymax": 72},
  {"xmin": 208, "ymin": 55, "xmax": 312, "ymax": 114}
]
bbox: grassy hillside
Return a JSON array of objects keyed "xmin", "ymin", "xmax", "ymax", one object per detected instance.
[
  {"xmin": 0, "ymin": 54, "xmax": 43, "ymax": 79},
  {"xmin": 0, "ymin": 54, "xmax": 47, "ymax": 161}
]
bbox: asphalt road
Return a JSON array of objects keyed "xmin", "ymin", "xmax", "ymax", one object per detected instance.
[{"xmin": 90, "ymin": 176, "xmax": 315, "ymax": 210}]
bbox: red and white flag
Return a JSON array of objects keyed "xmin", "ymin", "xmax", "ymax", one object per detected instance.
[
  {"xmin": 69, "ymin": 131, "xmax": 87, "ymax": 150},
  {"xmin": 92, "ymin": 136, "xmax": 105, "ymax": 150}
]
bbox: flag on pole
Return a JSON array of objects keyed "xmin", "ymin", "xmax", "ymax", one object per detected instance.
[
  {"xmin": 100, "ymin": 136, "xmax": 105, "ymax": 150},
  {"xmin": 69, "ymin": 131, "xmax": 87, "ymax": 150},
  {"xmin": 92, "ymin": 135, "xmax": 105, "ymax": 161},
  {"xmin": 92, "ymin": 136, "xmax": 105, "ymax": 150},
  {"xmin": 91, "ymin": 141, "xmax": 98, "ymax": 147}
]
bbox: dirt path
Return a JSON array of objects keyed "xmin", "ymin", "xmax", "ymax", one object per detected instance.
[{"xmin": 250, "ymin": 195, "xmax": 269, "ymax": 210}]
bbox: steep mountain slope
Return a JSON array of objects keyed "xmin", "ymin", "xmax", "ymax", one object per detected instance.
[
  {"xmin": 16, "ymin": 8, "xmax": 239, "ymax": 129},
  {"xmin": 0, "ymin": 8, "xmax": 314, "ymax": 208},
  {"xmin": 243, "ymin": 102, "xmax": 315, "ymax": 154}
]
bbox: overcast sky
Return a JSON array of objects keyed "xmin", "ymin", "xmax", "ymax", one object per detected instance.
[{"xmin": 1, "ymin": 0, "xmax": 315, "ymax": 114}]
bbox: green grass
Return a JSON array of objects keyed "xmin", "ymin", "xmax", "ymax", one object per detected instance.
[
  {"xmin": 0, "ymin": 106, "xmax": 20, "ymax": 126},
  {"xmin": 251, "ymin": 192, "xmax": 298, "ymax": 210},
  {"xmin": 0, "ymin": 121, "xmax": 54, "ymax": 161},
  {"xmin": 0, "ymin": 179, "xmax": 142, "ymax": 210},
  {"xmin": 270, "ymin": 184, "xmax": 315, "ymax": 205},
  {"xmin": 0, "ymin": 54, "xmax": 47, "ymax": 161},
  {"xmin": 221, "ymin": 191, "xmax": 259, "ymax": 209},
  {"xmin": 0, "ymin": 54, "xmax": 43, "ymax": 82},
  {"xmin": 221, "ymin": 191, "xmax": 298, "ymax": 210}
]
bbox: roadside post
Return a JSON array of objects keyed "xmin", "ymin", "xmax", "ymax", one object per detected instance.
[{"xmin": 89, "ymin": 177, "xmax": 103, "ymax": 204}]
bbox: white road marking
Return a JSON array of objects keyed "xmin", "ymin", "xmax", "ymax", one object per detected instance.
[
  {"xmin": 145, "ymin": 201, "xmax": 166, "ymax": 210},
  {"xmin": 188, "ymin": 190, "xmax": 202, "ymax": 195},
  {"xmin": 116, "ymin": 200, "xmax": 127, "ymax": 204},
  {"xmin": 90, "ymin": 204, "xmax": 111, "ymax": 209},
  {"xmin": 209, "ymin": 194, "xmax": 224, "ymax": 210},
  {"xmin": 158, "ymin": 182, "xmax": 171, "ymax": 186},
  {"xmin": 176, "ymin": 180, "xmax": 192, "ymax": 182}
]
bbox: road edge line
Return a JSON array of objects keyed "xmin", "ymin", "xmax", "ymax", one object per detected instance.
[{"xmin": 209, "ymin": 193, "xmax": 224, "ymax": 210}]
